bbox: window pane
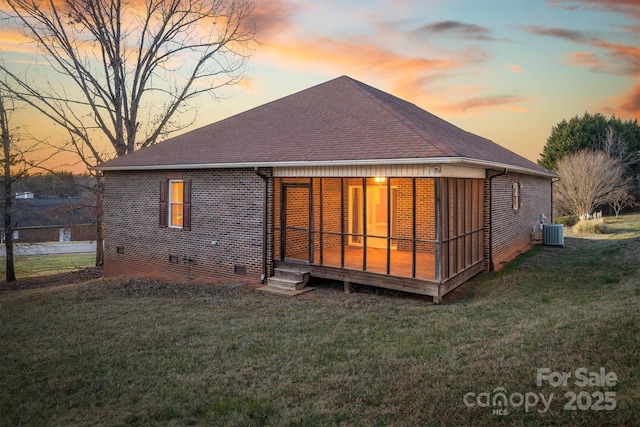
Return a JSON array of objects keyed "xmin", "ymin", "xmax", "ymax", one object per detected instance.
[
  {"xmin": 170, "ymin": 204, "xmax": 183, "ymax": 227},
  {"xmin": 169, "ymin": 180, "xmax": 184, "ymax": 227},
  {"xmin": 171, "ymin": 182, "xmax": 184, "ymax": 202}
]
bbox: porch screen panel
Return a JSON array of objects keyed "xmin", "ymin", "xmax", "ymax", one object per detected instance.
[
  {"xmin": 465, "ymin": 179, "xmax": 473, "ymax": 268},
  {"xmin": 473, "ymin": 180, "xmax": 483, "ymax": 264},
  {"xmin": 414, "ymin": 178, "xmax": 436, "ymax": 281},
  {"xmin": 342, "ymin": 235, "xmax": 363, "ymax": 271},
  {"xmin": 447, "ymin": 178, "xmax": 457, "ymax": 278},
  {"xmin": 443, "ymin": 178, "xmax": 484, "ymax": 279},
  {"xmin": 284, "ymin": 184, "xmax": 310, "ymax": 261},
  {"xmin": 457, "ymin": 179, "xmax": 466, "ymax": 270},
  {"xmin": 345, "ymin": 178, "xmax": 364, "ymax": 245},
  {"xmin": 365, "ymin": 246, "xmax": 388, "ymax": 275},
  {"xmin": 390, "ymin": 178, "xmax": 414, "ymax": 278},
  {"xmin": 273, "ymin": 178, "xmax": 282, "ymax": 261},
  {"xmin": 320, "ymin": 178, "xmax": 342, "ymax": 267}
]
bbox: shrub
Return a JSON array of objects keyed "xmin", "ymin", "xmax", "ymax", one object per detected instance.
[
  {"xmin": 554, "ymin": 215, "xmax": 579, "ymax": 227},
  {"xmin": 573, "ymin": 219, "xmax": 606, "ymax": 234}
]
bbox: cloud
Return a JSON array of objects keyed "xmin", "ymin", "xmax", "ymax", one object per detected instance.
[
  {"xmin": 547, "ymin": 0, "xmax": 640, "ymax": 20},
  {"xmin": 590, "ymin": 39, "xmax": 640, "ymax": 75},
  {"xmin": 0, "ymin": 27, "xmax": 37, "ymax": 56},
  {"xmin": 612, "ymin": 83, "xmax": 640, "ymax": 117},
  {"xmin": 249, "ymin": 0, "xmax": 299, "ymax": 38},
  {"xmin": 523, "ymin": 25, "xmax": 592, "ymax": 43},
  {"xmin": 564, "ymin": 51, "xmax": 605, "ymax": 71},
  {"xmin": 443, "ymin": 94, "xmax": 529, "ymax": 114},
  {"xmin": 524, "ymin": 25, "xmax": 640, "ymax": 77},
  {"xmin": 416, "ymin": 20, "xmax": 507, "ymax": 41},
  {"xmin": 260, "ymin": 36, "xmax": 461, "ymax": 99},
  {"xmin": 617, "ymin": 24, "xmax": 640, "ymax": 34},
  {"xmin": 504, "ymin": 64, "xmax": 524, "ymax": 73}
]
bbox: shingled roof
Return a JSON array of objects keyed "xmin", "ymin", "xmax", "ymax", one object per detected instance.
[{"xmin": 95, "ymin": 76, "xmax": 555, "ymax": 177}]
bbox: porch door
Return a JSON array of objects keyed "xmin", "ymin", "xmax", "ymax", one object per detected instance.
[
  {"xmin": 349, "ymin": 185, "xmax": 397, "ymax": 249},
  {"xmin": 282, "ymin": 184, "xmax": 312, "ymax": 262}
]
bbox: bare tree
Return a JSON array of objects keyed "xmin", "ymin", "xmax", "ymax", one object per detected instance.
[
  {"xmin": 0, "ymin": 87, "xmax": 17, "ymax": 282},
  {"xmin": 609, "ymin": 187, "xmax": 638, "ymax": 218},
  {"xmin": 554, "ymin": 150, "xmax": 625, "ymax": 218},
  {"xmin": 0, "ymin": 86, "xmax": 57, "ymax": 282},
  {"xmin": 0, "ymin": 0, "xmax": 256, "ymax": 265},
  {"xmin": 601, "ymin": 126, "xmax": 639, "ymax": 170}
]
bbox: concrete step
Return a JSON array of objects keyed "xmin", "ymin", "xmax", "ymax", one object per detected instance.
[
  {"xmin": 256, "ymin": 285, "xmax": 315, "ymax": 297},
  {"xmin": 273, "ymin": 267, "xmax": 310, "ymax": 285},
  {"xmin": 267, "ymin": 276, "xmax": 306, "ymax": 291}
]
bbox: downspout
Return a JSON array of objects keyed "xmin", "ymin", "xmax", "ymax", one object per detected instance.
[
  {"xmin": 551, "ymin": 177, "xmax": 561, "ymax": 223},
  {"xmin": 488, "ymin": 168, "xmax": 507, "ymax": 272},
  {"xmin": 254, "ymin": 167, "xmax": 268, "ymax": 284}
]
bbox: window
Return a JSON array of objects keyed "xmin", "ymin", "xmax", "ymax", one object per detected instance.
[
  {"xmin": 169, "ymin": 180, "xmax": 184, "ymax": 227},
  {"xmin": 160, "ymin": 178, "xmax": 191, "ymax": 230},
  {"xmin": 512, "ymin": 182, "xmax": 521, "ymax": 211}
]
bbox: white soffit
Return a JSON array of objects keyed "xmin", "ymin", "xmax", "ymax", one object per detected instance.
[{"xmin": 274, "ymin": 164, "xmax": 485, "ymax": 178}]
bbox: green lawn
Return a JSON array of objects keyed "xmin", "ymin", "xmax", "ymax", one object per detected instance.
[
  {"xmin": 0, "ymin": 252, "xmax": 94, "ymax": 278},
  {"xmin": 0, "ymin": 214, "xmax": 638, "ymax": 426}
]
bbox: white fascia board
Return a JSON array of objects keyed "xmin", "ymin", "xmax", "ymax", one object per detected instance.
[{"xmin": 94, "ymin": 157, "xmax": 557, "ymax": 178}]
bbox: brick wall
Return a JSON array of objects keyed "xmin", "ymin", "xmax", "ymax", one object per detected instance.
[
  {"xmin": 103, "ymin": 168, "xmax": 272, "ymax": 283},
  {"xmin": 486, "ymin": 172, "xmax": 552, "ymax": 271},
  {"xmin": 11, "ymin": 224, "xmax": 96, "ymax": 243}
]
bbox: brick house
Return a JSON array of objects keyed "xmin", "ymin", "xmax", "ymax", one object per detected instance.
[
  {"xmin": 1, "ymin": 197, "xmax": 96, "ymax": 243},
  {"xmin": 95, "ymin": 76, "xmax": 557, "ymax": 302}
]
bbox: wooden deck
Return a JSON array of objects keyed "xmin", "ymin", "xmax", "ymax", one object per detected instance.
[
  {"xmin": 310, "ymin": 246, "xmax": 436, "ymax": 281},
  {"xmin": 280, "ymin": 245, "xmax": 483, "ymax": 303}
]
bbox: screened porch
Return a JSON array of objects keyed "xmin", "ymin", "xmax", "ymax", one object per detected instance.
[{"xmin": 272, "ymin": 175, "xmax": 485, "ymax": 298}]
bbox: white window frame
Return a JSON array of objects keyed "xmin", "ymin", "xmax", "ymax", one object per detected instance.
[
  {"xmin": 512, "ymin": 182, "xmax": 521, "ymax": 211},
  {"xmin": 168, "ymin": 179, "xmax": 184, "ymax": 228}
]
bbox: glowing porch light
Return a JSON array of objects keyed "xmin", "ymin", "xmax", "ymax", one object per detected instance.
[{"xmin": 374, "ymin": 177, "xmax": 386, "ymax": 183}]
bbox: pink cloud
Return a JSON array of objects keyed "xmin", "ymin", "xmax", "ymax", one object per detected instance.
[
  {"xmin": 610, "ymin": 83, "xmax": 640, "ymax": 118},
  {"xmin": 259, "ymin": 35, "xmax": 464, "ymax": 104},
  {"xmin": 443, "ymin": 94, "xmax": 530, "ymax": 114},
  {"xmin": 563, "ymin": 51, "xmax": 606, "ymax": 72},
  {"xmin": 524, "ymin": 25, "xmax": 639, "ymax": 76},
  {"xmin": 504, "ymin": 64, "xmax": 524, "ymax": 73},
  {"xmin": 548, "ymin": 0, "xmax": 640, "ymax": 20}
]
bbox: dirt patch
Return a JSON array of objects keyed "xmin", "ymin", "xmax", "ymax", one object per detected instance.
[
  {"xmin": 0, "ymin": 267, "xmax": 104, "ymax": 292},
  {"xmin": 100, "ymin": 276, "xmax": 250, "ymax": 299}
]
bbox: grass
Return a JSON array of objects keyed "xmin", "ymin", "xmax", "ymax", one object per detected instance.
[
  {"xmin": 1, "ymin": 214, "xmax": 639, "ymax": 426},
  {"xmin": 0, "ymin": 252, "xmax": 94, "ymax": 279}
]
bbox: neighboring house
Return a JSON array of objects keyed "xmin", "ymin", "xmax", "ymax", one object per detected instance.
[
  {"xmin": 1, "ymin": 197, "xmax": 96, "ymax": 243},
  {"xmin": 95, "ymin": 76, "xmax": 557, "ymax": 302}
]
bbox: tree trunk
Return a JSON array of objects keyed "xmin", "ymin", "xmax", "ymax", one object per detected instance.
[
  {"xmin": 3, "ymin": 179, "xmax": 15, "ymax": 282},
  {"xmin": 1, "ymin": 94, "xmax": 15, "ymax": 282}
]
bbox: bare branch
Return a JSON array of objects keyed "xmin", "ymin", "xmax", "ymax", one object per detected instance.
[
  {"xmin": 554, "ymin": 150, "xmax": 626, "ymax": 217},
  {"xmin": 0, "ymin": 0, "xmax": 256, "ymax": 159}
]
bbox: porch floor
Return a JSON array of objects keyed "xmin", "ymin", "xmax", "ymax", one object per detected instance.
[{"xmin": 288, "ymin": 246, "xmax": 436, "ymax": 281}]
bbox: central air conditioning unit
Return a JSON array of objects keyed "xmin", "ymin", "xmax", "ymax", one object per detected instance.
[{"xmin": 543, "ymin": 223, "xmax": 564, "ymax": 247}]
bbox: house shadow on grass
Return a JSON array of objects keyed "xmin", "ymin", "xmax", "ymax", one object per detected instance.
[{"xmin": 303, "ymin": 276, "xmax": 436, "ymax": 304}]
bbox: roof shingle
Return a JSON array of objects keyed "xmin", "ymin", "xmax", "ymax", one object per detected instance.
[{"xmin": 96, "ymin": 76, "xmax": 554, "ymax": 177}]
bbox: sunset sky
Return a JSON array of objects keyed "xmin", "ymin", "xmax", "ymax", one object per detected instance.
[{"xmin": 2, "ymin": 0, "xmax": 639, "ymax": 173}]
